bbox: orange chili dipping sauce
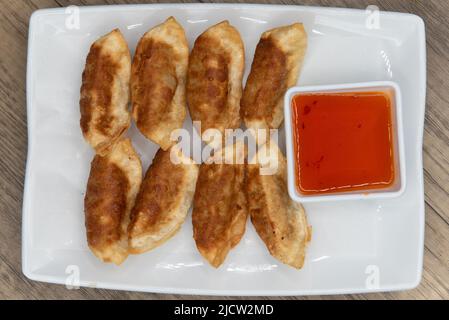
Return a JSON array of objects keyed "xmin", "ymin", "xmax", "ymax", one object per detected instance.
[{"xmin": 292, "ymin": 91, "xmax": 395, "ymax": 195}]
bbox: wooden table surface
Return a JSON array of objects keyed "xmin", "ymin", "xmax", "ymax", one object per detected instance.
[{"xmin": 1, "ymin": 0, "xmax": 447, "ymax": 300}]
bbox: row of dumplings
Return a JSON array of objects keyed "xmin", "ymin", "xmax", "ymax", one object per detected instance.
[{"xmin": 80, "ymin": 17, "xmax": 310, "ymax": 268}]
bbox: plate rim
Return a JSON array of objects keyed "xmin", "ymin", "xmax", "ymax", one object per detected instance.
[{"xmin": 22, "ymin": 3, "xmax": 427, "ymax": 296}]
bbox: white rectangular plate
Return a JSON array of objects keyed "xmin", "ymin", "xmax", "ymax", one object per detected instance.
[{"xmin": 23, "ymin": 3, "xmax": 426, "ymax": 296}]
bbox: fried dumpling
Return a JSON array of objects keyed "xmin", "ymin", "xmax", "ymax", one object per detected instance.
[
  {"xmin": 246, "ymin": 141, "xmax": 311, "ymax": 269},
  {"xmin": 187, "ymin": 21, "xmax": 245, "ymax": 139},
  {"xmin": 241, "ymin": 23, "xmax": 307, "ymax": 131},
  {"xmin": 131, "ymin": 17, "xmax": 189, "ymax": 151},
  {"xmin": 128, "ymin": 146, "xmax": 199, "ymax": 254},
  {"xmin": 192, "ymin": 142, "xmax": 248, "ymax": 268},
  {"xmin": 80, "ymin": 29, "xmax": 131, "ymax": 156},
  {"xmin": 84, "ymin": 139, "xmax": 142, "ymax": 265}
]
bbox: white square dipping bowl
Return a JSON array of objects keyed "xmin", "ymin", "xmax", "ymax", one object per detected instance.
[{"xmin": 284, "ymin": 81, "xmax": 406, "ymax": 203}]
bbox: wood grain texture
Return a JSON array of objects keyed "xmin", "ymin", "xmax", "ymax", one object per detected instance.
[{"xmin": 0, "ymin": 0, "xmax": 447, "ymax": 300}]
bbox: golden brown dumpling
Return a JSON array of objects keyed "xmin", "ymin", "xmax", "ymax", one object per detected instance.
[
  {"xmin": 131, "ymin": 17, "xmax": 189, "ymax": 151},
  {"xmin": 246, "ymin": 141, "xmax": 311, "ymax": 269},
  {"xmin": 192, "ymin": 142, "xmax": 248, "ymax": 268},
  {"xmin": 84, "ymin": 139, "xmax": 142, "ymax": 265},
  {"xmin": 128, "ymin": 146, "xmax": 199, "ymax": 254},
  {"xmin": 187, "ymin": 21, "xmax": 245, "ymax": 139},
  {"xmin": 241, "ymin": 23, "xmax": 307, "ymax": 131},
  {"xmin": 80, "ymin": 29, "xmax": 131, "ymax": 156}
]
